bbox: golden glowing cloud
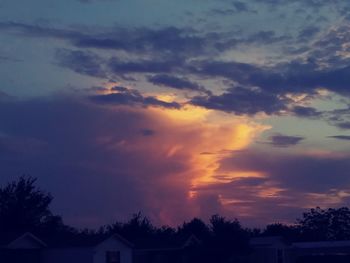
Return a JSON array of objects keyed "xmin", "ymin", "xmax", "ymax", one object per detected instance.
[
  {"xmin": 148, "ymin": 104, "xmax": 269, "ymax": 201},
  {"xmin": 95, "ymin": 85, "xmax": 270, "ymax": 223}
]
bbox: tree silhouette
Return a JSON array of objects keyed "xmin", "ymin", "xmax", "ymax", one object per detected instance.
[
  {"xmin": 0, "ymin": 176, "xmax": 57, "ymax": 233},
  {"xmin": 206, "ymin": 215, "xmax": 250, "ymax": 263},
  {"xmin": 108, "ymin": 212, "xmax": 156, "ymax": 242},
  {"xmin": 178, "ymin": 217, "xmax": 210, "ymax": 241},
  {"xmin": 263, "ymin": 223, "xmax": 300, "ymax": 241},
  {"xmin": 298, "ymin": 207, "xmax": 350, "ymax": 241}
]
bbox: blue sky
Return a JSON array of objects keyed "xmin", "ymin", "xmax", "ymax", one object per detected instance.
[{"xmin": 0, "ymin": 0, "xmax": 350, "ymax": 227}]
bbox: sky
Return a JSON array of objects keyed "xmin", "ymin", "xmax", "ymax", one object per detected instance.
[{"xmin": 0, "ymin": 0, "xmax": 350, "ymax": 228}]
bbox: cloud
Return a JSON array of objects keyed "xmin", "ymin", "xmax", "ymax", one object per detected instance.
[
  {"xmin": 210, "ymin": 1, "xmax": 255, "ymax": 16},
  {"xmin": 108, "ymin": 57, "xmax": 183, "ymax": 74},
  {"xmin": 191, "ymin": 149, "xmax": 350, "ymax": 225},
  {"xmin": 0, "ymin": 90, "xmax": 10, "ymax": 100},
  {"xmin": 0, "ymin": 22, "xmax": 214, "ymax": 57},
  {"xmin": 0, "ymin": 21, "xmax": 83, "ymax": 40},
  {"xmin": 328, "ymin": 135, "xmax": 350, "ymax": 141},
  {"xmin": 0, "ymin": 21, "xmax": 289, "ymax": 60},
  {"xmin": 188, "ymin": 21, "xmax": 350, "ymax": 98},
  {"xmin": 78, "ymin": 0, "xmax": 117, "ymax": 3},
  {"xmin": 220, "ymin": 150, "xmax": 350, "ymax": 194},
  {"xmin": 0, "ymin": 95, "xmax": 192, "ymax": 226},
  {"xmin": 298, "ymin": 26, "xmax": 320, "ymax": 41},
  {"xmin": 2, "ymin": 20, "xmax": 350, "ymax": 120},
  {"xmin": 337, "ymin": 122, "xmax": 350, "ymax": 129},
  {"xmin": 90, "ymin": 86, "xmax": 181, "ymax": 109},
  {"xmin": 232, "ymin": 1, "xmax": 251, "ymax": 12},
  {"xmin": 190, "ymin": 86, "xmax": 287, "ymax": 115},
  {"xmin": 0, "ymin": 21, "xmax": 201, "ymax": 54},
  {"xmin": 55, "ymin": 49, "xmax": 107, "ymax": 78},
  {"xmin": 252, "ymin": 0, "xmax": 348, "ymax": 9},
  {"xmin": 140, "ymin": 129, "xmax": 155, "ymax": 136},
  {"xmin": 54, "ymin": 48, "xmax": 184, "ymax": 79},
  {"xmin": 325, "ymin": 107, "xmax": 350, "ymax": 129},
  {"xmin": 292, "ymin": 106, "xmax": 322, "ymax": 118},
  {"xmin": 265, "ymin": 134, "xmax": 305, "ymax": 147},
  {"xmin": 190, "ymin": 56, "xmax": 350, "ymax": 105},
  {"xmin": 210, "ymin": 8, "xmax": 238, "ymax": 16},
  {"xmin": 0, "ymin": 55, "xmax": 21, "ymax": 63},
  {"xmin": 147, "ymin": 74, "xmax": 208, "ymax": 93}
]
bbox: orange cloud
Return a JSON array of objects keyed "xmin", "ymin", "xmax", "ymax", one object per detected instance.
[{"xmin": 116, "ymin": 104, "xmax": 269, "ymax": 223}]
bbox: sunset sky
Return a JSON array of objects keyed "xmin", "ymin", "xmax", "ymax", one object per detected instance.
[{"xmin": 1, "ymin": 0, "xmax": 350, "ymax": 228}]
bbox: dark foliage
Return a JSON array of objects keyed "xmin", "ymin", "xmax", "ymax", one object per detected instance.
[
  {"xmin": 297, "ymin": 207, "xmax": 350, "ymax": 241},
  {"xmin": 262, "ymin": 223, "xmax": 301, "ymax": 241},
  {"xmin": 0, "ymin": 176, "xmax": 55, "ymax": 233}
]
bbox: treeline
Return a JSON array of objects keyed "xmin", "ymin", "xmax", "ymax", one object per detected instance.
[{"xmin": 2, "ymin": 176, "xmax": 350, "ymax": 251}]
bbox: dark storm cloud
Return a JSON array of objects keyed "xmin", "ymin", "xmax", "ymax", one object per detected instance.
[
  {"xmin": 253, "ymin": 0, "xmax": 348, "ymax": 9},
  {"xmin": 74, "ymin": 27, "xmax": 288, "ymax": 56},
  {"xmin": 246, "ymin": 30, "xmax": 289, "ymax": 44},
  {"xmin": 2, "ymin": 20, "xmax": 350, "ymax": 118},
  {"xmin": 190, "ymin": 86, "xmax": 287, "ymax": 115},
  {"xmin": 298, "ymin": 26, "xmax": 320, "ymax": 41},
  {"xmin": 55, "ymin": 49, "xmax": 107, "ymax": 78},
  {"xmin": 54, "ymin": 48, "xmax": 184, "ymax": 78},
  {"xmin": 232, "ymin": 1, "xmax": 251, "ymax": 12},
  {"xmin": 108, "ymin": 57, "xmax": 183, "ymax": 74},
  {"xmin": 52, "ymin": 46, "xmax": 342, "ymax": 118},
  {"xmin": 90, "ymin": 86, "xmax": 181, "ymax": 109},
  {"xmin": 265, "ymin": 134, "xmax": 305, "ymax": 147},
  {"xmin": 0, "ymin": 21, "xmax": 289, "ymax": 57},
  {"xmin": 328, "ymin": 135, "xmax": 350, "ymax": 141},
  {"xmin": 325, "ymin": 107, "xmax": 350, "ymax": 129},
  {"xmin": 220, "ymin": 150, "xmax": 350, "ymax": 193},
  {"xmin": 75, "ymin": 26, "xmax": 208, "ymax": 56},
  {"xmin": 0, "ymin": 22, "xmax": 213, "ymax": 57},
  {"xmin": 210, "ymin": 1, "xmax": 255, "ymax": 15},
  {"xmin": 147, "ymin": 74, "xmax": 208, "ymax": 93},
  {"xmin": 256, "ymin": 65, "xmax": 350, "ymax": 95},
  {"xmin": 292, "ymin": 106, "xmax": 322, "ymax": 118},
  {"xmin": 336, "ymin": 122, "xmax": 350, "ymax": 129},
  {"xmin": 0, "ymin": 95, "xmax": 196, "ymax": 227},
  {"xmin": 187, "ymin": 22, "xmax": 350, "ymax": 97},
  {"xmin": 191, "ymin": 60, "xmax": 262, "ymax": 83},
  {"xmin": 193, "ymin": 58, "xmax": 350, "ymax": 97},
  {"xmin": 304, "ymin": 23, "xmax": 350, "ymax": 68},
  {"xmin": 54, "ymin": 48, "xmax": 342, "ymax": 116}
]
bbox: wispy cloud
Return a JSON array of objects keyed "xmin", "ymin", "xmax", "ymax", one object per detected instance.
[
  {"xmin": 328, "ymin": 135, "xmax": 350, "ymax": 141},
  {"xmin": 265, "ymin": 134, "xmax": 305, "ymax": 147}
]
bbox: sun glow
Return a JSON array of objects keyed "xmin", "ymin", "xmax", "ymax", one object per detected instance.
[
  {"xmin": 97, "ymin": 85, "xmax": 271, "ymax": 219},
  {"xmin": 149, "ymin": 104, "xmax": 269, "ymax": 200}
]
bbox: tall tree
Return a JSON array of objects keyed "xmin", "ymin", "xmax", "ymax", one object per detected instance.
[
  {"xmin": 0, "ymin": 176, "xmax": 55, "ymax": 233},
  {"xmin": 297, "ymin": 207, "xmax": 350, "ymax": 241},
  {"xmin": 119, "ymin": 212, "xmax": 155, "ymax": 240},
  {"xmin": 207, "ymin": 215, "xmax": 250, "ymax": 263},
  {"xmin": 178, "ymin": 218, "xmax": 211, "ymax": 241}
]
